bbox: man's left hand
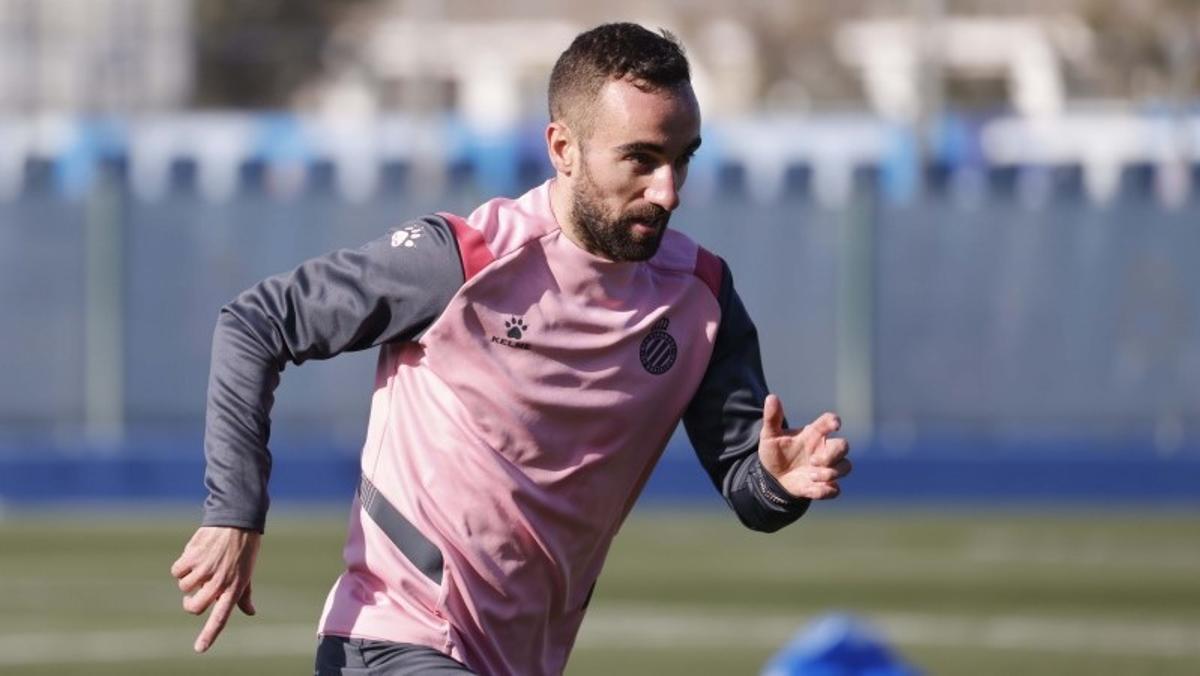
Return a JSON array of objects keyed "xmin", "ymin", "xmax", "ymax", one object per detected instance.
[{"xmin": 757, "ymin": 394, "xmax": 852, "ymax": 500}]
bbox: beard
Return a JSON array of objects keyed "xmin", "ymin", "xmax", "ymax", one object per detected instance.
[{"xmin": 569, "ymin": 165, "xmax": 671, "ymax": 262}]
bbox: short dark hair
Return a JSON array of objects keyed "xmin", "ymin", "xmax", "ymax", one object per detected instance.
[{"xmin": 548, "ymin": 22, "xmax": 691, "ymax": 133}]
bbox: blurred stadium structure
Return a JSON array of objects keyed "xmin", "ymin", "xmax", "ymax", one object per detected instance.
[{"xmin": 1, "ymin": 0, "xmax": 1198, "ymax": 506}]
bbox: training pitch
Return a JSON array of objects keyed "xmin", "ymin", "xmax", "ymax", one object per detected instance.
[{"xmin": 1, "ymin": 507, "xmax": 1197, "ymax": 675}]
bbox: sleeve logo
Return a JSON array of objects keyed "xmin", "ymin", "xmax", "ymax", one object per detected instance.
[{"xmin": 391, "ymin": 224, "xmax": 424, "ymax": 248}]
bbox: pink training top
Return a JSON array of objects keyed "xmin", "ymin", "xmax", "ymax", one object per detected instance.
[
  {"xmin": 200, "ymin": 175, "xmax": 811, "ymax": 675},
  {"xmin": 317, "ymin": 181, "xmax": 723, "ymax": 674}
]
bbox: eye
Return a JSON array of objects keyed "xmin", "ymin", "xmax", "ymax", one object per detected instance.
[
  {"xmin": 624, "ymin": 151, "xmax": 662, "ymax": 174},
  {"xmin": 626, "ymin": 152, "xmax": 656, "ymax": 170}
]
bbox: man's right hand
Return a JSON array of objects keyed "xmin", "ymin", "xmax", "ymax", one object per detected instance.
[{"xmin": 170, "ymin": 526, "xmax": 261, "ymax": 653}]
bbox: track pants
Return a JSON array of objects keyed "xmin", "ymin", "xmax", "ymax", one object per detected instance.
[{"xmin": 314, "ymin": 635, "xmax": 478, "ymax": 675}]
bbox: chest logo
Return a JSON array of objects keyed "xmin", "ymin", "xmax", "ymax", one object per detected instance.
[
  {"xmin": 640, "ymin": 317, "xmax": 677, "ymax": 375},
  {"xmin": 505, "ymin": 316, "xmax": 528, "ymax": 339},
  {"xmin": 491, "ymin": 315, "xmax": 532, "ymax": 350}
]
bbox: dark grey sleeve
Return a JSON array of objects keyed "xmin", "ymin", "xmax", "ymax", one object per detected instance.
[
  {"xmin": 682, "ymin": 260, "xmax": 810, "ymax": 533},
  {"xmin": 201, "ymin": 215, "xmax": 466, "ymax": 532}
]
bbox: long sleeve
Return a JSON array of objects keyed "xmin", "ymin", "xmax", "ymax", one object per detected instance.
[
  {"xmin": 682, "ymin": 260, "xmax": 810, "ymax": 533},
  {"xmin": 201, "ymin": 215, "xmax": 466, "ymax": 532}
]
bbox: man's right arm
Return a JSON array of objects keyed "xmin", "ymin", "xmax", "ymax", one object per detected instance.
[
  {"xmin": 174, "ymin": 215, "xmax": 467, "ymax": 653},
  {"xmin": 202, "ymin": 215, "xmax": 467, "ymax": 532}
]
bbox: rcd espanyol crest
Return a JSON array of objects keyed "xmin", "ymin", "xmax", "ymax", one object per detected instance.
[{"xmin": 639, "ymin": 317, "xmax": 677, "ymax": 375}]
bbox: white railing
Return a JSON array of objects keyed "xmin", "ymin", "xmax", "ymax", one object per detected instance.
[{"xmin": 1, "ymin": 110, "xmax": 1198, "ymax": 206}]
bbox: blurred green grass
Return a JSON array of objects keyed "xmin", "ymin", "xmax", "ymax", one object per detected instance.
[{"xmin": 1, "ymin": 507, "xmax": 1198, "ymax": 675}]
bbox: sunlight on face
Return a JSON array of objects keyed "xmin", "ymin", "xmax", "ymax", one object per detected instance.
[{"xmin": 568, "ymin": 78, "xmax": 702, "ymax": 262}]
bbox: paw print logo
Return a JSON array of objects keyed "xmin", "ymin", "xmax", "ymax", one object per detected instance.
[
  {"xmin": 505, "ymin": 316, "xmax": 528, "ymax": 340},
  {"xmin": 391, "ymin": 224, "xmax": 424, "ymax": 248}
]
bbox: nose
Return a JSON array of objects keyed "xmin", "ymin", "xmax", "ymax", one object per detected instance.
[{"xmin": 644, "ymin": 165, "xmax": 681, "ymax": 212}]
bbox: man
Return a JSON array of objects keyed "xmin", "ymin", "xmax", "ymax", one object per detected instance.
[{"xmin": 171, "ymin": 22, "xmax": 851, "ymax": 676}]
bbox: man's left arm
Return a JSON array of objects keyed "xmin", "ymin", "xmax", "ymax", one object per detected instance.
[{"xmin": 682, "ymin": 260, "xmax": 852, "ymax": 533}]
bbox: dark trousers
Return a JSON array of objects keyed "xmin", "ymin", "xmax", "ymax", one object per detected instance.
[{"xmin": 315, "ymin": 635, "xmax": 478, "ymax": 675}]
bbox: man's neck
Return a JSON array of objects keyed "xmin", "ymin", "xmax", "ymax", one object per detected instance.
[{"xmin": 548, "ymin": 176, "xmax": 597, "ymax": 259}]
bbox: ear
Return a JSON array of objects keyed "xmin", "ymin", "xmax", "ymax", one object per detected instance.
[{"xmin": 546, "ymin": 120, "xmax": 578, "ymax": 177}]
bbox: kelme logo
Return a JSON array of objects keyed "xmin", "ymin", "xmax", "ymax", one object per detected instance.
[{"xmin": 491, "ymin": 315, "xmax": 532, "ymax": 350}]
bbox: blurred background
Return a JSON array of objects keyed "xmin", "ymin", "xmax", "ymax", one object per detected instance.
[{"xmin": 0, "ymin": 1, "xmax": 1197, "ymax": 675}]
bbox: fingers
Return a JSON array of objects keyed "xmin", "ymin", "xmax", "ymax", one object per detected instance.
[
  {"xmin": 807, "ymin": 412, "xmax": 841, "ymax": 438},
  {"xmin": 809, "ymin": 457, "xmax": 851, "ymax": 500},
  {"xmin": 177, "ymin": 564, "xmax": 210, "ymax": 595},
  {"xmin": 762, "ymin": 408, "xmax": 851, "ymax": 501},
  {"xmin": 760, "ymin": 394, "xmax": 786, "ymax": 440},
  {"xmin": 172, "ymin": 544, "xmax": 209, "ymax": 597},
  {"xmin": 170, "ymin": 528, "xmax": 208, "ymax": 578},
  {"xmin": 807, "ymin": 468, "xmax": 843, "ymax": 499},
  {"xmin": 813, "ymin": 437, "xmax": 850, "ymax": 467},
  {"xmin": 170, "ymin": 555, "xmax": 190, "ymax": 580},
  {"xmin": 804, "ymin": 442, "xmax": 851, "ymax": 500},
  {"xmin": 806, "ymin": 459, "xmax": 851, "ymax": 483},
  {"xmin": 183, "ymin": 575, "xmax": 226, "ymax": 616},
  {"xmin": 172, "ymin": 527, "xmax": 262, "ymax": 654},
  {"xmin": 195, "ymin": 589, "xmax": 238, "ymax": 653},
  {"xmin": 237, "ymin": 583, "xmax": 256, "ymax": 616},
  {"xmin": 810, "ymin": 481, "xmax": 841, "ymax": 500}
]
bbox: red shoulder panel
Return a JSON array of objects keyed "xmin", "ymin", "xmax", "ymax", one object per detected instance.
[
  {"xmin": 438, "ymin": 212, "xmax": 494, "ymax": 281},
  {"xmin": 693, "ymin": 246, "xmax": 724, "ymax": 299}
]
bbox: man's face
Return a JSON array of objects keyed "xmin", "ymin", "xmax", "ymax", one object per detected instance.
[{"xmin": 568, "ymin": 78, "xmax": 701, "ymax": 262}]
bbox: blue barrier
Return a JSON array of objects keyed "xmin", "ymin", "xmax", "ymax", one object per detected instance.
[
  {"xmin": 3, "ymin": 131, "xmax": 1200, "ymax": 508},
  {"xmin": 2, "ymin": 435, "xmax": 1197, "ymax": 507}
]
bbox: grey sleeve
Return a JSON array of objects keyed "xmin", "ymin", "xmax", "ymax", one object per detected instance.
[
  {"xmin": 201, "ymin": 215, "xmax": 465, "ymax": 532},
  {"xmin": 682, "ymin": 260, "xmax": 810, "ymax": 533}
]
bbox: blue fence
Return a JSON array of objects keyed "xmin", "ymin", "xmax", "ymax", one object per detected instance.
[
  {"xmin": 2, "ymin": 144, "xmax": 1199, "ymax": 506},
  {"xmin": 2, "ymin": 435, "xmax": 1198, "ymax": 508}
]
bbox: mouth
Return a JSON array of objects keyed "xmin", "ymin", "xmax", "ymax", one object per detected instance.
[
  {"xmin": 624, "ymin": 210, "xmax": 670, "ymax": 239},
  {"xmin": 630, "ymin": 221, "xmax": 661, "ymax": 237}
]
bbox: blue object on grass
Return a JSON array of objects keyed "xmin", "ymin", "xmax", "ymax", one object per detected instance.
[{"xmin": 761, "ymin": 613, "xmax": 922, "ymax": 676}]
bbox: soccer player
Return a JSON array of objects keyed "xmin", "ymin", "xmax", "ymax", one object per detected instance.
[{"xmin": 171, "ymin": 22, "xmax": 852, "ymax": 676}]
